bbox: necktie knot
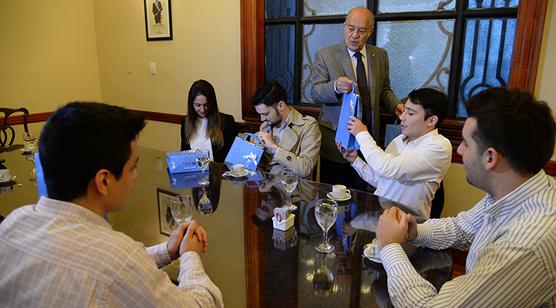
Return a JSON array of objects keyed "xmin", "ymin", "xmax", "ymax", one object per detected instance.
[{"xmin": 354, "ymin": 51, "xmax": 362, "ymax": 61}]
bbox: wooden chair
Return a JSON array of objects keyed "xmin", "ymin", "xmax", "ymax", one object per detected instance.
[
  {"xmin": 0, "ymin": 107, "xmax": 30, "ymax": 148},
  {"xmin": 430, "ymin": 181, "xmax": 445, "ymax": 219}
]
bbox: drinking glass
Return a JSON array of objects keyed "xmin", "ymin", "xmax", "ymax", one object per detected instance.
[
  {"xmin": 195, "ymin": 149, "xmax": 210, "ymax": 186},
  {"xmin": 23, "ymin": 132, "xmax": 36, "ymax": 153},
  {"xmin": 281, "ymin": 168, "xmax": 298, "ymax": 211},
  {"xmin": 170, "ymin": 195, "xmax": 193, "ymax": 226},
  {"xmin": 314, "ymin": 198, "xmax": 339, "ymax": 253}
]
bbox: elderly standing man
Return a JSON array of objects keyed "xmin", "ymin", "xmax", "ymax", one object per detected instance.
[
  {"xmin": 311, "ymin": 6, "xmax": 404, "ymax": 188},
  {"xmin": 376, "ymin": 87, "xmax": 556, "ymax": 307}
]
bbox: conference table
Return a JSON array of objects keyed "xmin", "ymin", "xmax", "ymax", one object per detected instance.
[{"xmin": 0, "ymin": 146, "xmax": 453, "ymax": 307}]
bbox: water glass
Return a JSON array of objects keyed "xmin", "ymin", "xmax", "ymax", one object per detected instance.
[
  {"xmin": 195, "ymin": 149, "xmax": 210, "ymax": 186},
  {"xmin": 281, "ymin": 168, "xmax": 298, "ymax": 211},
  {"xmin": 314, "ymin": 198, "xmax": 338, "ymax": 253},
  {"xmin": 170, "ymin": 195, "xmax": 193, "ymax": 226},
  {"xmin": 23, "ymin": 132, "xmax": 36, "ymax": 153}
]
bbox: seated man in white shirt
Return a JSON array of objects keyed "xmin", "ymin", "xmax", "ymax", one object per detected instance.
[
  {"xmin": 337, "ymin": 88, "xmax": 452, "ymax": 222},
  {"xmin": 376, "ymin": 87, "xmax": 556, "ymax": 307},
  {"xmin": 252, "ymin": 80, "xmax": 322, "ymax": 178},
  {"xmin": 0, "ymin": 102, "xmax": 223, "ymax": 307}
]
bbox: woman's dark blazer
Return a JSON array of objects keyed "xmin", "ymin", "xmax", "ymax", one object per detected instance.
[{"xmin": 180, "ymin": 113, "xmax": 238, "ymax": 163}]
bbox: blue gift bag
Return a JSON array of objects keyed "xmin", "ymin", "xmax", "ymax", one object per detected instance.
[
  {"xmin": 224, "ymin": 133, "xmax": 264, "ymax": 171},
  {"xmin": 335, "ymin": 88, "xmax": 361, "ymax": 150},
  {"xmin": 166, "ymin": 150, "xmax": 203, "ymax": 174}
]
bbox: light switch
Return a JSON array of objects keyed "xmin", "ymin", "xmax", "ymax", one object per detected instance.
[
  {"xmin": 149, "ymin": 62, "xmax": 157, "ymax": 75},
  {"xmin": 126, "ymin": 62, "xmax": 133, "ymax": 74}
]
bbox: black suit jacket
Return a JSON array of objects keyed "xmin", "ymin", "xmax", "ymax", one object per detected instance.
[{"xmin": 180, "ymin": 113, "xmax": 238, "ymax": 163}]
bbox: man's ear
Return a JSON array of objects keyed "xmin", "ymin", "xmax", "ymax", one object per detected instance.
[
  {"xmin": 93, "ymin": 169, "xmax": 111, "ymax": 196},
  {"xmin": 426, "ymin": 115, "xmax": 438, "ymax": 128},
  {"xmin": 482, "ymin": 147, "xmax": 501, "ymax": 171},
  {"xmin": 277, "ymin": 100, "xmax": 286, "ymax": 111}
]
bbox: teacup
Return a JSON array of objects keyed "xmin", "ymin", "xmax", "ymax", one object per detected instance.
[
  {"xmin": 331, "ymin": 184, "xmax": 350, "ymax": 199},
  {"xmin": 231, "ymin": 163, "xmax": 245, "ymax": 175},
  {"xmin": 0, "ymin": 169, "xmax": 12, "ymax": 183}
]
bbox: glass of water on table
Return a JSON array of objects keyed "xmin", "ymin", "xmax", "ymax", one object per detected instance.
[
  {"xmin": 314, "ymin": 198, "xmax": 339, "ymax": 253},
  {"xmin": 195, "ymin": 149, "xmax": 210, "ymax": 186}
]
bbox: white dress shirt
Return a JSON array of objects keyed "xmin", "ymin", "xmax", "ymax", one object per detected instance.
[
  {"xmin": 0, "ymin": 197, "xmax": 223, "ymax": 307},
  {"xmin": 381, "ymin": 170, "xmax": 556, "ymax": 307},
  {"xmin": 352, "ymin": 129, "xmax": 452, "ymax": 220},
  {"xmin": 189, "ymin": 117, "xmax": 214, "ymax": 160}
]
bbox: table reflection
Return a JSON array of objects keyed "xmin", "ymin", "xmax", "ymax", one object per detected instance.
[{"xmin": 0, "ymin": 146, "xmax": 453, "ymax": 307}]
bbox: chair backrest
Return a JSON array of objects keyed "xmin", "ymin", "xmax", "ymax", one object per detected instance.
[
  {"xmin": 0, "ymin": 108, "xmax": 30, "ymax": 147},
  {"xmin": 430, "ymin": 181, "xmax": 445, "ymax": 219}
]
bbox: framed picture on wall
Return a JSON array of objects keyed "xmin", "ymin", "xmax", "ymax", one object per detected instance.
[
  {"xmin": 144, "ymin": 0, "xmax": 173, "ymax": 41},
  {"xmin": 157, "ymin": 188, "xmax": 178, "ymax": 236}
]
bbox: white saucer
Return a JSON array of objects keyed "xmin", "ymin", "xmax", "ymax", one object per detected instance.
[
  {"xmin": 363, "ymin": 245, "xmax": 382, "ymax": 263},
  {"xmin": 228, "ymin": 169, "xmax": 249, "ymax": 178},
  {"xmin": 327, "ymin": 192, "xmax": 351, "ymax": 201}
]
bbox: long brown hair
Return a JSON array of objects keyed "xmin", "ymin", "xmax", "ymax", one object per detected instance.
[{"xmin": 184, "ymin": 80, "xmax": 224, "ymax": 149}]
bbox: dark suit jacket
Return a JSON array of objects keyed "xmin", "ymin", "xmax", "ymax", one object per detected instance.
[
  {"xmin": 311, "ymin": 43, "xmax": 400, "ymax": 162},
  {"xmin": 180, "ymin": 113, "xmax": 238, "ymax": 163}
]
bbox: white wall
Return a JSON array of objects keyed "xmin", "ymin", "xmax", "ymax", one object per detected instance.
[
  {"xmin": 0, "ymin": 0, "xmax": 102, "ymax": 112},
  {"xmin": 535, "ymin": 0, "xmax": 556, "ymax": 160},
  {"xmin": 92, "ymin": 0, "xmax": 242, "ymax": 151}
]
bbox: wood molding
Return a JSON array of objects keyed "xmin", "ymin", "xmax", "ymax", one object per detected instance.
[
  {"xmin": 240, "ymin": 0, "xmax": 264, "ymax": 122},
  {"xmin": 130, "ymin": 109, "xmax": 182, "ymax": 124},
  {"xmin": 509, "ymin": 0, "xmax": 548, "ymax": 91},
  {"xmin": 1, "ymin": 112, "xmax": 52, "ymax": 125},
  {"xmin": 6, "ymin": 110, "xmax": 556, "ymax": 176}
]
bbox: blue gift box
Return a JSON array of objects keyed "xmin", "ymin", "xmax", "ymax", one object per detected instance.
[
  {"xmin": 224, "ymin": 133, "xmax": 264, "ymax": 171},
  {"xmin": 335, "ymin": 88, "xmax": 361, "ymax": 151},
  {"xmin": 166, "ymin": 150, "xmax": 203, "ymax": 174}
]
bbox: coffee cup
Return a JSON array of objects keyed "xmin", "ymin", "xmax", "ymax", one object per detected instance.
[
  {"xmin": 0, "ymin": 169, "xmax": 12, "ymax": 183},
  {"xmin": 231, "ymin": 163, "xmax": 245, "ymax": 175},
  {"xmin": 331, "ymin": 184, "xmax": 350, "ymax": 199}
]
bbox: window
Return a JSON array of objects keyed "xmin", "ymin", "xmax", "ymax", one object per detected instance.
[
  {"xmin": 264, "ymin": 0, "xmax": 520, "ymax": 119},
  {"xmin": 241, "ymin": 0, "xmax": 547, "ymax": 139}
]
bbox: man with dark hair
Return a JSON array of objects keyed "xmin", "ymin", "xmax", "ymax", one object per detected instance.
[
  {"xmin": 0, "ymin": 102, "xmax": 223, "ymax": 307},
  {"xmin": 338, "ymin": 88, "xmax": 452, "ymax": 221},
  {"xmin": 311, "ymin": 6, "xmax": 404, "ymax": 187},
  {"xmin": 376, "ymin": 87, "xmax": 556, "ymax": 307},
  {"xmin": 252, "ymin": 80, "xmax": 321, "ymax": 178}
]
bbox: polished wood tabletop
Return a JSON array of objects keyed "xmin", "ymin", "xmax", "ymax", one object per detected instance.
[{"xmin": 0, "ymin": 146, "xmax": 453, "ymax": 308}]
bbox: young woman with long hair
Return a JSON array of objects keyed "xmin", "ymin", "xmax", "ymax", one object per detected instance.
[{"xmin": 180, "ymin": 80, "xmax": 238, "ymax": 162}]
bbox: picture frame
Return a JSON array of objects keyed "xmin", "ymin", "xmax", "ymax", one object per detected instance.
[
  {"xmin": 157, "ymin": 188, "xmax": 179, "ymax": 236},
  {"xmin": 144, "ymin": 0, "xmax": 173, "ymax": 41}
]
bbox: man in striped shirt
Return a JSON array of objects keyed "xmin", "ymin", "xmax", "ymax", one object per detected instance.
[
  {"xmin": 0, "ymin": 102, "xmax": 223, "ymax": 307},
  {"xmin": 376, "ymin": 87, "xmax": 556, "ymax": 307}
]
